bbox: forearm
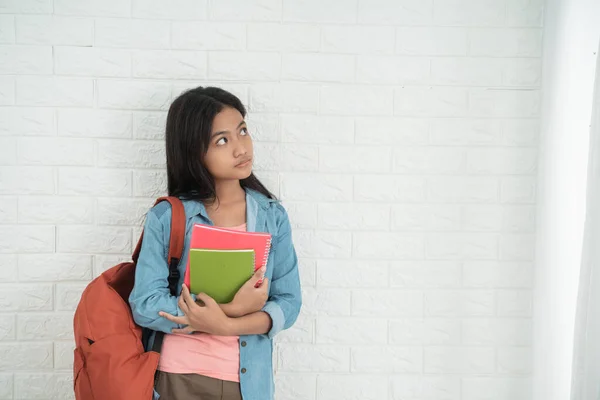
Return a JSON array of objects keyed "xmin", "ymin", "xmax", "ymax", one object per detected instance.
[
  {"xmin": 219, "ymin": 302, "xmax": 242, "ymax": 318},
  {"xmin": 225, "ymin": 311, "xmax": 272, "ymax": 335}
]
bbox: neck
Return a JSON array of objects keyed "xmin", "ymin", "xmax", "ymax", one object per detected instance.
[{"xmin": 211, "ymin": 179, "xmax": 245, "ymax": 205}]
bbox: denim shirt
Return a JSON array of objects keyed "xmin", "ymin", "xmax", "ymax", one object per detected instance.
[{"xmin": 129, "ymin": 189, "xmax": 302, "ymax": 400}]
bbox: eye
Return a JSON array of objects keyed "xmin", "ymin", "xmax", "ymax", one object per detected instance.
[
  {"xmin": 216, "ymin": 137, "xmax": 228, "ymax": 146},
  {"xmin": 240, "ymin": 127, "xmax": 249, "ymax": 136}
]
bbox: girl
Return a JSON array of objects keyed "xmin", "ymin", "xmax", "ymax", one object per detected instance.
[{"xmin": 129, "ymin": 87, "xmax": 302, "ymax": 400}]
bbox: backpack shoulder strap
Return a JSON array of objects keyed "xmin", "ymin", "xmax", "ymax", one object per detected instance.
[{"xmin": 132, "ymin": 196, "xmax": 186, "ymax": 296}]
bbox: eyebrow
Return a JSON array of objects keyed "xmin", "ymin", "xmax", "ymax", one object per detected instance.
[{"xmin": 211, "ymin": 121, "xmax": 246, "ymax": 139}]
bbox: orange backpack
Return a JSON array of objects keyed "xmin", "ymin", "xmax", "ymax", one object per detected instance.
[{"xmin": 73, "ymin": 197, "xmax": 186, "ymax": 400}]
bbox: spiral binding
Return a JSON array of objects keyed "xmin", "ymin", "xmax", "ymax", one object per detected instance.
[{"xmin": 262, "ymin": 238, "xmax": 272, "ymax": 267}]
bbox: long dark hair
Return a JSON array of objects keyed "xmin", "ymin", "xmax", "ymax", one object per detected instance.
[{"xmin": 165, "ymin": 86, "xmax": 275, "ymax": 203}]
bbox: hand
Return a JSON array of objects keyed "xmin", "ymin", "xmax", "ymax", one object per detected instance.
[
  {"xmin": 159, "ymin": 284, "xmax": 232, "ymax": 336},
  {"xmin": 226, "ymin": 267, "xmax": 269, "ymax": 318}
]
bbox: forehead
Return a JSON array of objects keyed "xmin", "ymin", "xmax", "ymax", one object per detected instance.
[{"xmin": 212, "ymin": 107, "xmax": 244, "ymax": 132}]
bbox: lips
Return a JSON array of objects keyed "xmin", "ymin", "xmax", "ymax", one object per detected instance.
[{"xmin": 235, "ymin": 158, "xmax": 252, "ymax": 167}]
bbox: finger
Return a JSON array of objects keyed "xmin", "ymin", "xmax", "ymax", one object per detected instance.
[
  {"xmin": 258, "ymin": 277, "xmax": 269, "ymax": 290},
  {"xmin": 178, "ymin": 294, "xmax": 189, "ymax": 315},
  {"xmin": 158, "ymin": 311, "xmax": 187, "ymax": 325},
  {"xmin": 172, "ymin": 326, "xmax": 195, "ymax": 334},
  {"xmin": 181, "ymin": 284, "xmax": 196, "ymax": 308}
]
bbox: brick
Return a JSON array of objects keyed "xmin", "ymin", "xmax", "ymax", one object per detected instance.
[
  {"xmin": 0, "ymin": 0, "xmax": 52, "ymax": 13},
  {"xmin": 462, "ymin": 205, "xmax": 502, "ymax": 231},
  {"xmin": 250, "ymin": 83, "xmax": 319, "ymax": 113},
  {"xmin": 133, "ymin": 170, "xmax": 168, "ymax": 197},
  {"xmin": 301, "ymin": 287, "xmax": 351, "ymax": 316},
  {"xmin": 395, "ymin": 86, "xmax": 469, "ymax": 117},
  {"xmin": 280, "ymin": 144, "xmax": 318, "ymax": 172},
  {"xmin": 58, "ymin": 226, "xmax": 131, "ymax": 253},
  {"xmin": 317, "ymin": 375, "xmax": 387, "ymax": 400},
  {"xmin": 0, "ymin": 138, "xmax": 16, "ymax": 165},
  {"xmin": 316, "ymin": 318, "xmax": 387, "ymax": 344},
  {"xmin": 389, "ymin": 318, "xmax": 461, "ymax": 345},
  {"xmin": 430, "ymin": 118, "xmax": 503, "ymax": 146},
  {"xmin": 294, "ymin": 230, "xmax": 351, "ymax": 259},
  {"xmin": 0, "ymin": 284, "xmax": 53, "ymax": 311},
  {"xmin": 351, "ymin": 346, "xmax": 422, "ymax": 373},
  {"xmin": 0, "ymin": 76, "xmax": 15, "ymax": 104},
  {"xmin": 355, "ymin": 175, "xmax": 425, "ymax": 202},
  {"xmin": 54, "ymin": 340, "xmax": 75, "ymax": 370},
  {"xmin": 245, "ymin": 113, "xmax": 279, "ymax": 142},
  {"xmin": 318, "ymin": 203, "xmax": 390, "ymax": 230},
  {"xmin": 97, "ymin": 198, "xmax": 152, "ymax": 226},
  {"xmin": 497, "ymin": 347, "xmax": 532, "ymax": 374},
  {"xmin": 322, "ymin": 26, "xmax": 394, "ymax": 54},
  {"xmin": 507, "ymin": 0, "xmax": 544, "ymax": 27},
  {"xmin": 469, "ymin": 28, "xmax": 543, "ymax": 57},
  {"xmin": 393, "ymin": 147, "xmax": 465, "ymax": 174},
  {"xmin": 54, "ymin": 47, "xmax": 131, "ymax": 77},
  {"xmin": 462, "ymin": 377, "xmax": 531, "ymax": 400},
  {"xmin": 58, "ymin": 109, "xmax": 132, "ymax": 139},
  {"xmin": 298, "ymin": 258, "xmax": 316, "ymax": 287},
  {"xmin": 425, "ymin": 290, "xmax": 495, "ymax": 317},
  {"xmin": 431, "ymin": 58, "xmax": 503, "ymax": 86},
  {"xmin": 358, "ymin": 0, "xmax": 432, "ymax": 25},
  {"xmin": 280, "ymin": 114, "xmax": 353, "ymax": 144},
  {"xmin": 428, "ymin": 177, "xmax": 498, "ymax": 203},
  {"xmin": 54, "ymin": 0, "xmax": 131, "ymax": 17},
  {"xmin": 0, "ymin": 315, "xmax": 15, "ymax": 340},
  {"xmin": 503, "ymin": 119, "xmax": 540, "ymax": 146},
  {"xmin": 14, "ymin": 373, "xmax": 73, "ymax": 399},
  {"xmin": 282, "ymin": 202, "xmax": 317, "ymax": 229},
  {"xmin": 97, "ymin": 80, "xmax": 172, "ymax": 110},
  {"xmin": 132, "ymin": 0, "xmax": 207, "ymax": 19},
  {"xmin": 425, "ymin": 347, "xmax": 495, "ymax": 373},
  {"xmin": 462, "ymin": 319, "xmax": 532, "ymax": 345},
  {"xmin": 19, "ymin": 254, "xmax": 93, "ymax": 281},
  {"xmin": 16, "ymin": 77, "xmax": 93, "ymax": 107},
  {"xmin": 0, "ymin": 196, "xmax": 16, "ymax": 223},
  {"xmin": 210, "ymin": 0, "xmax": 281, "ymax": 21},
  {"xmin": 501, "ymin": 177, "xmax": 536, "ymax": 203},
  {"xmin": 209, "ymin": 52, "xmax": 280, "ymax": 81},
  {"xmin": 172, "ymin": 22, "xmax": 246, "ymax": 50},
  {"xmin": 469, "ymin": 89, "xmax": 541, "ymax": 118},
  {"xmin": 320, "ymin": 146, "xmax": 391, "ymax": 173},
  {"xmin": 391, "ymin": 376, "xmax": 460, "ymax": 400},
  {"xmin": 0, "ymin": 45, "xmax": 52, "ymax": 74},
  {"xmin": 279, "ymin": 345, "xmax": 349, "ymax": 372},
  {"xmin": 277, "ymin": 314, "xmax": 313, "ymax": 343},
  {"xmin": 354, "ymin": 232, "xmax": 424, "ymax": 260},
  {"xmin": 462, "ymin": 261, "xmax": 533, "ymax": 288},
  {"xmin": 253, "ymin": 143, "xmax": 281, "ymax": 171},
  {"xmin": 282, "ymin": 53, "xmax": 354, "ymax": 83},
  {"xmin": 0, "ymin": 16, "xmax": 15, "ymax": 43},
  {"xmin": 355, "ymin": 117, "xmax": 429, "ymax": 145},
  {"xmin": 0, "ymin": 167, "xmax": 54, "ymax": 195},
  {"xmin": 275, "ymin": 374, "xmax": 316, "ymax": 400},
  {"xmin": 352, "ymin": 290, "xmax": 423, "ymax": 317},
  {"xmin": 98, "ymin": 140, "xmax": 165, "ymax": 168},
  {"xmin": 133, "ymin": 111, "xmax": 167, "ymax": 140},
  {"xmin": 248, "ymin": 23, "xmax": 319, "ymax": 52},
  {"xmin": 321, "ymin": 85, "xmax": 393, "ymax": 116},
  {"xmin": 173, "ymin": 83, "xmax": 249, "ymax": 106},
  {"xmin": 434, "ymin": 0, "xmax": 505, "ymax": 26},
  {"xmin": 427, "ymin": 233, "xmax": 498, "ymax": 260},
  {"xmin": 0, "ymin": 226, "xmax": 55, "ymax": 253},
  {"xmin": 281, "ymin": 173, "xmax": 352, "ymax": 201},
  {"xmin": 500, "ymin": 234, "xmax": 535, "ymax": 260},
  {"xmin": 357, "ymin": 55, "xmax": 430, "ymax": 84},
  {"xmin": 390, "ymin": 261, "xmax": 462, "ymax": 288},
  {"xmin": 317, "ymin": 260, "xmax": 389, "ymax": 288},
  {"xmin": 56, "ymin": 283, "xmax": 87, "ymax": 311},
  {"xmin": 16, "ymin": 15, "xmax": 93, "ymax": 45},
  {"xmin": 497, "ymin": 289, "xmax": 532, "ymax": 316},
  {"xmin": 18, "ymin": 137, "xmax": 95, "ymax": 166},
  {"xmin": 392, "ymin": 205, "xmax": 461, "ymax": 231},
  {"xmin": 284, "ymin": 0, "xmax": 356, "ymax": 23},
  {"xmin": 503, "ymin": 58, "xmax": 542, "ymax": 86},
  {"xmin": 0, "ymin": 106, "xmax": 55, "ymax": 136},
  {"xmin": 0, "ymin": 254, "xmax": 17, "ymax": 282},
  {"xmin": 133, "ymin": 50, "xmax": 207, "ymax": 79},
  {"xmin": 0, "ymin": 343, "xmax": 53, "ymax": 370},
  {"xmin": 94, "ymin": 255, "xmax": 129, "ymax": 277},
  {"xmin": 396, "ymin": 27, "xmax": 467, "ymax": 55},
  {"xmin": 502, "ymin": 205, "xmax": 536, "ymax": 232},
  {"xmin": 95, "ymin": 18, "xmax": 170, "ymax": 48},
  {"xmin": 59, "ymin": 168, "xmax": 132, "ymax": 196}
]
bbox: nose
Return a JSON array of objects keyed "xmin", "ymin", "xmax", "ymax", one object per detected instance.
[{"xmin": 233, "ymin": 138, "xmax": 247, "ymax": 158}]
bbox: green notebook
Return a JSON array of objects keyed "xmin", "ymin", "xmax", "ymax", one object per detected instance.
[{"xmin": 188, "ymin": 248, "xmax": 255, "ymax": 304}]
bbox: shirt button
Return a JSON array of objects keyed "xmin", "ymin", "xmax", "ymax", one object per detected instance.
[
  {"xmin": 241, "ymin": 368, "xmax": 247, "ymax": 374},
  {"xmin": 241, "ymin": 341, "xmax": 247, "ymax": 347}
]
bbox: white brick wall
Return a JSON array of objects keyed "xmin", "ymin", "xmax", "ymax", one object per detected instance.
[{"xmin": 0, "ymin": 0, "xmax": 542, "ymax": 399}]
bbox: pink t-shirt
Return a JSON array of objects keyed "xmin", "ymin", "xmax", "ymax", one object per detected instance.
[{"xmin": 157, "ymin": 223, "xmax": 246, "ymax": 382}]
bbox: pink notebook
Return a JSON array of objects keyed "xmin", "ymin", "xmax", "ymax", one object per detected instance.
[{"xmin": 183, "ymin": 224, "xmax": 272, "ymax": 289}]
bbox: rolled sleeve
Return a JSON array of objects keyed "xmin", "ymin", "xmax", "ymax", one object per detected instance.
[{"xmin": 262, "ymin": 300, "xmax": 286, "ymax": 339}]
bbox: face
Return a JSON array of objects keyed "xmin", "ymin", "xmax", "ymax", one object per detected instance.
[{"xmin": 203, "ymin": 106, "xmax": 254, "ymax": 181}]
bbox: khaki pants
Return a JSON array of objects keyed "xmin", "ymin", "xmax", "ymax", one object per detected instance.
[{"xmin": 155, "ymin": 371, "xmax": 242, "ymax": 400}]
